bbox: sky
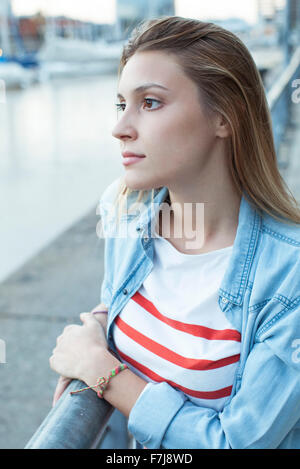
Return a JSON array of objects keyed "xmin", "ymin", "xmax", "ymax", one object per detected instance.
[
  {"xmin": 12, "ymin": 0, "xmax": 117, "ymax": 24},
  {"xmin": 11, "ymin": 0, "xmax": 272, "ymax": 25},
  {"xmin": 176, "ymin": 0, "xmax": 258, "ymax": 24}
]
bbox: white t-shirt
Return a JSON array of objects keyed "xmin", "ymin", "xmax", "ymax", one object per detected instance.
[{"xmin": 113, "ymin": 228, "xmax": 241, "ymax": 412}]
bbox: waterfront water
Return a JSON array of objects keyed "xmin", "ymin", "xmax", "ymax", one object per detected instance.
[{"xmin": 0, "ymin": 74, "xmax": 122, "ymax": 282}]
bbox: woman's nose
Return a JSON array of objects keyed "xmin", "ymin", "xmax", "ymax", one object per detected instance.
[{"xmin": 111, "ymin": 114, "xmax": 138, "ymax": 141}]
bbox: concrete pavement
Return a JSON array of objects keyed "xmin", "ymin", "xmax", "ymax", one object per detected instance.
[{"xmin": 0, "ymin": 205, "xmax": 127, "ymax": 448}]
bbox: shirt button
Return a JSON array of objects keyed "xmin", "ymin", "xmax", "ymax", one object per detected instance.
[
  {"xmin": 123, "ymin": 288, "xmax": 128, "ymax": 295},
  {"xmin": 222, "ymin": 297, "xmax": 228, "ymax": 304}
]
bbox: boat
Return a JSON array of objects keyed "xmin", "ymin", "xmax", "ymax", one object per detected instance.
[
  {"xmin": 0, "ymin": 58, "xmax": 36, "ymax": 88},
  {"xmin": 37, "ymin": 37, "xmax": 124, "ymax": 79}
]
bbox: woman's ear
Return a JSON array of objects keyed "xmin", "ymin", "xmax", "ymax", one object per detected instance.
[{"xmin": 215, "ymin": 113, "xmax": 231, "ymax": 138}]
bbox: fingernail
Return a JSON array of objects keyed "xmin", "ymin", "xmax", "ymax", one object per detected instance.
[{"xmin": 92, "ymin": 310, "xmax": 108, "ymax": 315}]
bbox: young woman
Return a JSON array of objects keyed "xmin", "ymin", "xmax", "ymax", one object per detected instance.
[{"xmin": 50, "ymin": 16, "xmax": 300, "ymax": 449}]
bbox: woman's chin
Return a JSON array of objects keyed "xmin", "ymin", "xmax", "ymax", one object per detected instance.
[{"xmin": 124, "ymin": 174, "xmax": 158, "ymax": 192}]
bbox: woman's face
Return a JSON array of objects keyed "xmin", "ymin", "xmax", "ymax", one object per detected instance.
[{"xmin": 112, "ymin": 50, "xmax": 219, "ymax": 192}]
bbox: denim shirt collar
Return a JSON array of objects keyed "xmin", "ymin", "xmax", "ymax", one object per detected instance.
[
  {"xmin": 136, "ymin": 187, "xmax": 262, "ymax": 308},
  {"xmin": 219, "ymin": 194, "xmax": 262, "ymax": 305}
]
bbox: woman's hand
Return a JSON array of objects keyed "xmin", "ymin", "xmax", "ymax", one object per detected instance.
[
  {"xmin": 51, "ymin": 304, "xmax": 109, "ymax": 406},
  {"xmin": 50, "ymin": 310, "xmax": 109, "ymax": 385},
  {"xmin": 52, "ymin": 375, "xmax": 72, "ymax": 407},
  {"xmin": 90, "ymin": 303, "xmax": 108, "ymax": 331}
]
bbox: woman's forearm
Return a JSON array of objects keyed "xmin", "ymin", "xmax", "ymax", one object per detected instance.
[{"xmin": 83, "ymin": 348, "xmax": 148, "ymax": 418}]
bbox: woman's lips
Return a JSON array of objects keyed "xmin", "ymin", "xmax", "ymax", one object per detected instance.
[
  {"xmin": 122, "ymin": 156, "xmax": 145, "ymax": 166},
  {"xmin": 121, "ymin": 152, "xmax": 146, "ymax": 166}
]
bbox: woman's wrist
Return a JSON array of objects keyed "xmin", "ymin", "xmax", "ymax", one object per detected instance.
[
  {"xmin": 80, "ymin": 346, "xmax": 147, "ymax": 417},
  {"xmin": 82, "ymin": 346, "xmax": 121, "ymax": 387}
]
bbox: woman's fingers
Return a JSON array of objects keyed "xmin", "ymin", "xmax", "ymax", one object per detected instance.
[
  {"xmin": 90, "ymin": 303, "xmax": 108, "ymax": 329},
  {"xmin": 52, "ymin": 376, "xmax": 72, "ymax": 407},
  {"xmin": 90, "ymin": 303, "xmax": 108, "ymax": 314}
]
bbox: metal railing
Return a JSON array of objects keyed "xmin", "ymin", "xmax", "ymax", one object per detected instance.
[
  {"xmin": 267, "ymin": 46, "xmax": 300, "ymax": 155},
  {"xmin": 25, "ymin": 379, "xmax": 115, "ymax": 449}
]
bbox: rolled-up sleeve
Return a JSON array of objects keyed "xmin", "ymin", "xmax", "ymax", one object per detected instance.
[{"xmin": 128, "ymin": 382, "xmax": 188, "ymax": 447}]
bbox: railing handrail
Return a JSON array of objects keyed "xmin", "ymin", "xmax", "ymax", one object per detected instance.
[
  {"xmin": 25, "ymin": 379, "xmax": 114, "ymax": 449},
  {"xmin": 267, "ymin": 46, "xmax": 300, "ymax": 110}
]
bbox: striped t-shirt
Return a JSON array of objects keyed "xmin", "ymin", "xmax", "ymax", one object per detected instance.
[{"xmin": 113, "ymin": 228, "xmax": 241, "ymax": 412}]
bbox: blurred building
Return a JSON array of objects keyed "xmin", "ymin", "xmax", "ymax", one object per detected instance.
[
  {"xmin": 0, "ymin": 0, "xmax": 13, "ymax": 56},
  {"xmin": 44, "ymin": 16, "xmax": 112, "ymax": 42},
  {"xmin": 116, "ymin": 0, "xmax": 175, "ymax": 39},
  {"xmin": 258, "ymin": 0, "xmax": 278, "ymax": 22},
  {"xmin": 18, "ymin": 13, "xmax": 46, "ymax": 52},
  {"xmin": 286, "ymin": 0, "xmax": 300, "ymax": 42}
]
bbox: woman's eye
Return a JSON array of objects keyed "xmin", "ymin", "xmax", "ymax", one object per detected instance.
[
  {"xmin": 114, "ymin": 98, "xmax": 161, "ymax": 112},
  {"xmin": 115, "ymin": 103, "xmax": 126, "ymax": 111},
  {"xmin": 142, "ymin": 98, "xmax": 161, "ymax": 110}
]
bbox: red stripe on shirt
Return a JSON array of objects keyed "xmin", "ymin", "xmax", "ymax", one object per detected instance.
[
  {"xmin": 132, "ymin": 291, "xmax": 241, "ymax": 342},
  {"xmin": 116, "ymin": 346, "xmax": 233, "ymax": 399},
  {"xmin": 115, "ymin": 315, "xmax": 240, "ymax": 370}
]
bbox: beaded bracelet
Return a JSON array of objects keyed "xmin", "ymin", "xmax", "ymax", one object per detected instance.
[{"xmin": 70, "ymin": 364, "xmax": 129, "ymax": 399}]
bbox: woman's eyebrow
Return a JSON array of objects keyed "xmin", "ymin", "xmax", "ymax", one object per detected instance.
[{"xmin": 117, "ymin": 83, "xmax": 170, "ymax": 99}]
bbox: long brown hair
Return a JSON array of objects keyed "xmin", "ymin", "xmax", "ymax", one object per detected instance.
[{"xmin": 112, "ymin": 15, "xmax": 300, "ymax": 224}]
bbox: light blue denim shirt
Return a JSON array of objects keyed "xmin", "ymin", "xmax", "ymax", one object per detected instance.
[{"xmin": 98, "ymin": 177, "xmax": 300, "ymax": 449}]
